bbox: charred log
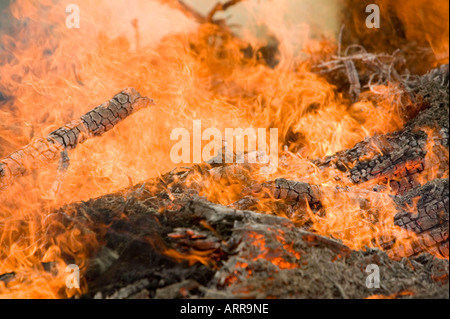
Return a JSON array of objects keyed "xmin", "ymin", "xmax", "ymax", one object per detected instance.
[
  {"xmin": 0, "ymin": 88, "xmax": 153, "ymax": 191},
  {"xmin": 393, "ymin": 179, "xmax": 449, "ymax": 259},
  {"xmin": 240, "ymin": 178, "xmax": 322, "ymax": 210},
  {"xmin": 235, "ymin": 177, "xmax": 449, "ymax": 259},
  {"xmin": 48, "ymin": 190, "xmax": 448, "ymax": 299},
  {"xmin": 314, "ymin": 64, "xmax": 449, "ymax": 194}
]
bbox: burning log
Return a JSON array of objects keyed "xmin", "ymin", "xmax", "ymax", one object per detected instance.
[
  {"xmin": 121, "ymin": 158, "xmax": 448, "ymax": 260},
  {"xmin": 393, "ymin": 179, "xmax": 449, "ymax": 258},
  {"xmin": 314, "ymin": 127, "xmax": 444, "ymax": 193},
  {"xmin": 0, "ymin": 88, "xmax": 153, "ymax": 191},
  {"xmin": 236, "ymin": 177, "xmax": 449, "ymax": 259},
  {"xmin": 237, "ymin": 178, "xmax": 323, "ymax": 213},
  {"xmin": 44, "ymin": 192, "xmax": 448, "ymax": 299},
  {"xmin": 313, "ymin": 64, "xmax": 449, "ymax": 194}
]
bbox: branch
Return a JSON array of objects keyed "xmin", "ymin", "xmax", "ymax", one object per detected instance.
[
  {"xmin": 0, "ymin": 88, "xmax": 153, "ymax": 191},
  {"xmin": 236, "ymin": 177, "xmax": 449, "ymax": 259},
  {"xmin": 206, "ymin": 0, "xmax": 245, "ymax": 23},
  {"xmin": 158, "ymin": 0, "xmax": 245, "ymax": 26}
]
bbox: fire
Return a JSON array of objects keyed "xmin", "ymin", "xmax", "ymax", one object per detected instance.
[
  {"xmin": 419, "ymin": 127, "xmax": 450, "ymax": 183},
  {"xmin": 0, "ymin": 0, "xmax": 448, "ymax": 298},
  {"xmin": 366, "ymin": 290, "xmax": 414, "ymax": 299}
]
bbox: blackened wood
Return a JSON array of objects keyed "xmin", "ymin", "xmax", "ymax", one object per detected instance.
[
  {"xmin": 314, "ymin": 64, "xmax": 449, "ymax": 194},
  {"xmin": 0, "ymin": 88, "xmax": 153, "ymax": 190},
  {"xmin": 237, "ymin": 177, "xmax": 449, "ymax": 258},
  {"xmin": 393, "ymin": 179, "xmax": 449, "ymax": 258}
]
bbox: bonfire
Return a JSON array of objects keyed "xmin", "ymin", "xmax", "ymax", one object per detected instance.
[{"xmin": 0, "ymin": 0, "xmax": 448, "ymax": 299}]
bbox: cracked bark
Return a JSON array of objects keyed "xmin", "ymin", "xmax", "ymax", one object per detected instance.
[
  {"xmin": 392, "ymin": 179, "xmax": 449, "ymax": 258},
  {"xmin": 313, "ymin": 64, "xmax": 449, "ymax": 194},
  {"xmin": 236, "ymin": 177, "xmax": 449, "ymax": 258},
  {"xmin": 237, "ymin": 178, "xmax": 323, "ymax": 213},
  {"xmin": 0, "ymin": 88, "xmax": 153, "ymax": 190}
]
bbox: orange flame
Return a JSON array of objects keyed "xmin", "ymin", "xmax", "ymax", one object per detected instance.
[{"xmin": 0, "ymin": 0, "xmax": 448, "ymax": 298}]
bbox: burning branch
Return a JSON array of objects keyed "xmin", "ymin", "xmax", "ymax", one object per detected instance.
[
  {"xmin": 236, "ymin": 177, "xmax": 449, "ymax": 259},
  {"xmin": 0, "ymin": 88, "xmax": 154, "ymax": 191},
  {"xmin": 314, "ymin": 64, "xmax": 449, "ymax": 193}
]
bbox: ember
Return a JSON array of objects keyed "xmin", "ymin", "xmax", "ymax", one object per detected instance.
[{"xmin": 0, "ymin": 0, "xmax": 448, "ymax": 300}]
